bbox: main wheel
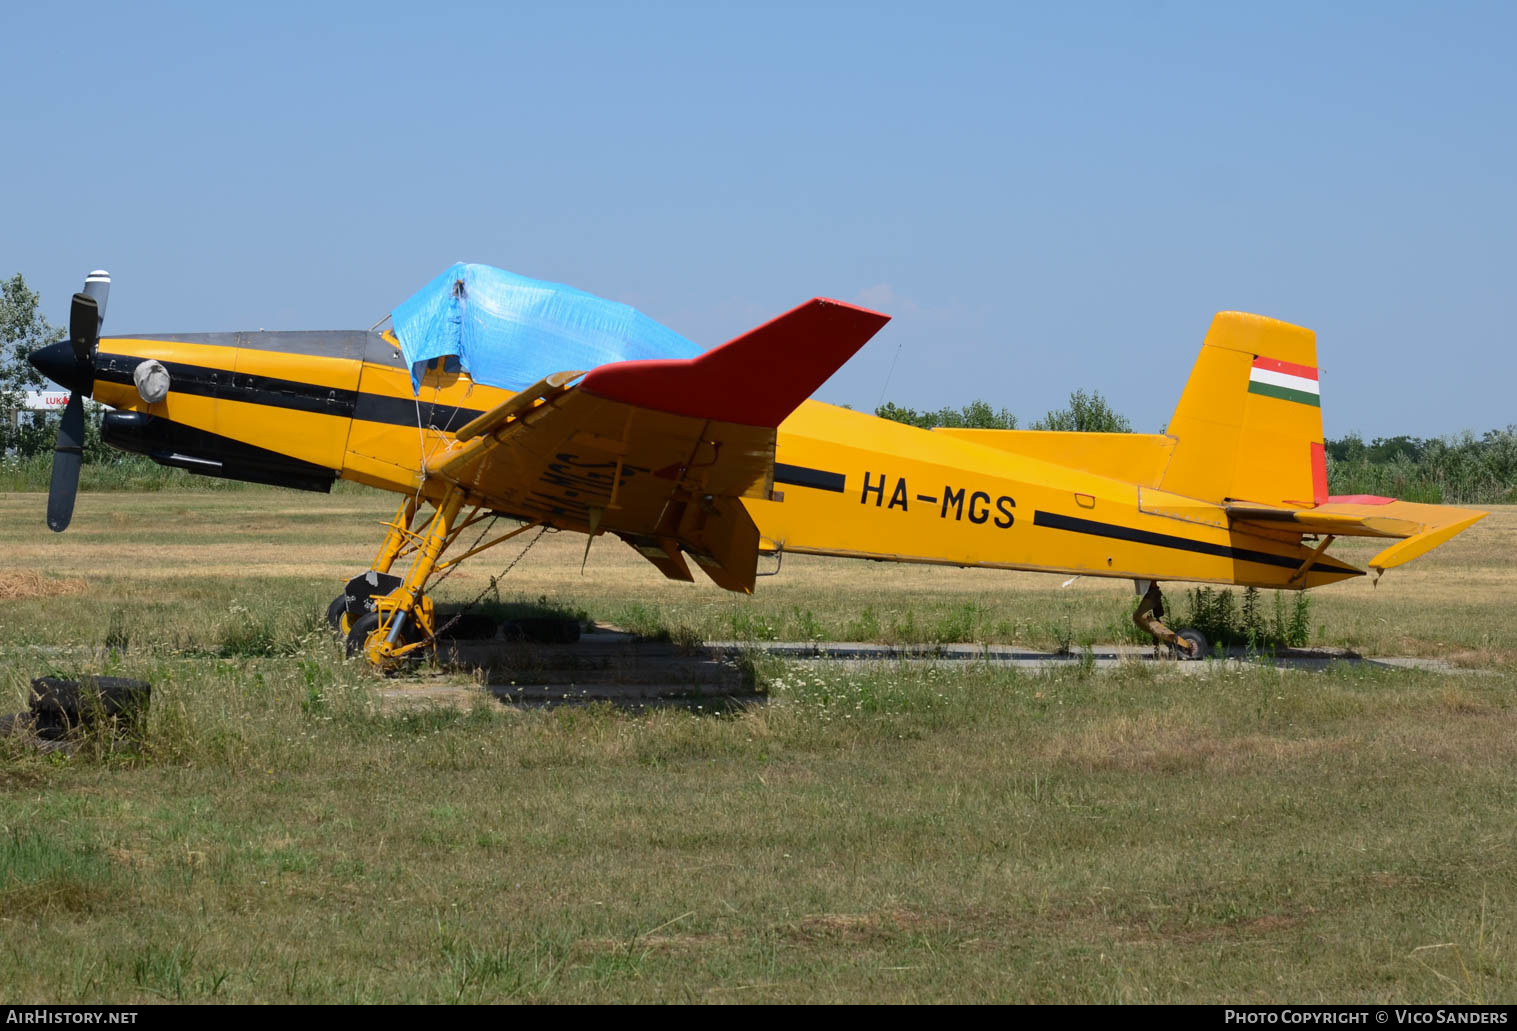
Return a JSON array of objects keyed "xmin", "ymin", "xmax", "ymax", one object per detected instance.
[
  {"xmin": 344, "ymin": 611, "xmax": 423, "ymax": 668},
  {"xmin": 1175, "ymin": 628, "xmax": 1208, "ymax": 660},
  {"xmin": 325, "ymin": 595, "xmax": 348, "ymax": 632},
  {"xmin": 344, "ymin": 612, "xmax": 382, "ymax": 659}
]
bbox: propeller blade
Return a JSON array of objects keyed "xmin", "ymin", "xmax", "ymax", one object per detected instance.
[
  {"xmin": 69, "ymin": 293, "xmax": 99, "ymax": 363},
  {"xmin": 42, "ymin": 272, "xmax": 108, "ymax": 531},
  {"xmin": 46, "ymin": 392, "xmax": 86, "ymax": 533},
  {"xmin": 82, "ymin": 270, "xmax": 110, "ymax": 331}
]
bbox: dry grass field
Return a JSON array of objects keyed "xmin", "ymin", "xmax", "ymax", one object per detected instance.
[{"xmin": 0, "ymin": 489, "xmax": 1513, "ymax": 1003}]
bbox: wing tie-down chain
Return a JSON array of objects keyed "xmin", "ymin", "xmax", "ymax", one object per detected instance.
[{"xmin": 424, "ymin": 523, "xmax": 550, "ymax": 645}]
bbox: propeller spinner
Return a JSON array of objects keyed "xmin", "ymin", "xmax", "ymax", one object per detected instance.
[{"xmin": 28, "ymin": 270, "xmax": 109, "ymax": 532}]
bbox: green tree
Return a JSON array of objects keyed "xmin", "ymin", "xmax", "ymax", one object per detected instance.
[
  {"xmin": 953, "ymin": 399, "xmax": 1017, "ymax": 429},
  {"xmin": 874, "ymin": 401, "xmax": 935, "ymax": 429},
  {"xmin": 1324, "ymin": 432, "xmax": 1368, "ymax": 463},
  {"xmin": 874, "ymin": 399, "xmax": 1016, "ymax": 430},
  {"xmin": 1325, "ymin": 425, "xmax": 1517, "ymax": 504},
  {"xmin": 1, "ymin": 273, "xmax": 63, "ymax": 456},
  {"xmin": 1028, "ymin": 389, "xmax": 1132, "ymax": 432}
]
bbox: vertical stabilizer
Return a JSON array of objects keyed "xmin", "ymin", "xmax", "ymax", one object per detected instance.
[{"xmin": 1160, "ymin": 312, "xmax": 1326, "ymax": 507}]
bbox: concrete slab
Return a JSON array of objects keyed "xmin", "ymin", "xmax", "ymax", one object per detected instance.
[
  {"xmin": 704, "ymin": 640, "xmax": 1464, "ymax": 675},
  {"xmin": 374, "ymin": 628, "xmax": 1465, "ymax": 710}
]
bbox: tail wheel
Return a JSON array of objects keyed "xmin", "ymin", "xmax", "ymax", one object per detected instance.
[{"xmin": 1175, "ymin": 628, "xmax": 1208, "ymax": 660}]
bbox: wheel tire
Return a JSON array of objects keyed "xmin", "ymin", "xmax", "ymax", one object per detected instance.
[
  {"xmin": 30, "ymin": 677, "xmax": 151, "ymax": 719},
  {"xmin": 344, "ymin": 612, "xmax": 382, "ymax": 659},
  {"xmin": 28, "ymin": 677, "xmax": 152, "ymax": 739},
  {"xmin": 325, "ymin": 595, "xmax": 348, "ymax": 632},
  {"xmin": 1175, "ymin": 628, "xmax": 1208, "ymax": 660},
  {"xmin": 344, "ymin": 612, "xmax": 422, "ymax": 666}
]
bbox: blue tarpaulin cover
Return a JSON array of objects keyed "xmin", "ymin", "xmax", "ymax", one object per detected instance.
[{"xmin": 390, "ymin": 263, "xmax": 702, "ymax": 393}]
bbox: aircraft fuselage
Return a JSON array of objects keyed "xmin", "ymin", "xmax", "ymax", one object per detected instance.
[{"xmin": 86, "ymin": 331, "xmax": 1360, "ymax": 592}]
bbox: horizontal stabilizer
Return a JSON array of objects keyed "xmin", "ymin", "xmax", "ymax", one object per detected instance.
[
  {"xmin": 579, "ymin": 298, "xmax": 890, "ymax": 427},
  {"xmin": 1226, "ymin": 504, "xmax": 1423, "ymax": 539},
  {"xmin": 1228, "ymin": 498, "xmax": 1486, "ymax": 574}
]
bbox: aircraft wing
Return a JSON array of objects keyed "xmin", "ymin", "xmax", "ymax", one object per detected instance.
[
  {"xmin": 433, "ymin": 298, "xmax": 889, "ymax": 592},
  {"xmin": 1226, "ymin": 497, "xmax": 1486, "ymax": 574}
]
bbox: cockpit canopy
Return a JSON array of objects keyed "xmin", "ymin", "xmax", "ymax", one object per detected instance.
[{"xmin": 390, "ymin": 263, "xmax": 701, "ymax": 394}]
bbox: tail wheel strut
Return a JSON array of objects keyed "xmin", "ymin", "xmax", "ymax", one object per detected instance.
[{"xmin": 1133, "ymin": 580, "xmax": 1207, "ymax": 660}]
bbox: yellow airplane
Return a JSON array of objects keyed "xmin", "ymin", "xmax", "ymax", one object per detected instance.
[{"xmin": 31, "ymin": 266, "xmax": 1485, "ymax": 668}]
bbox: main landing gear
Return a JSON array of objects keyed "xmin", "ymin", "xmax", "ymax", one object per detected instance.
[
  {"xmin": 325, "ymin": 487, "xmax": 542, "ymax": 673},
  {"xmin": 1132, "ymin": 580, "xmax": 1207, "ymax": 660}
]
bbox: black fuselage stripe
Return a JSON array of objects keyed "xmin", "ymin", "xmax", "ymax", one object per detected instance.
[
  {"xmin": 774, "ymin": 463, "xmax": 846, "ymax": 493},
  {"xmin": 94, "ymin": 352, "xmax": 488, "ymax": 430},
  {"xmin": 1032, "ymin": 509, "xmax": 1348, "ymax": 572},
  {"xmin": 351, "ymin": 391, "xmax": 485, "ymax": 431}
]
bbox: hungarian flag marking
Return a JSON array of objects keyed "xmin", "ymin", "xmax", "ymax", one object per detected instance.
[{"xmin": 1248, "ymin": 356, "xmax": 1319, "ymax": 407}]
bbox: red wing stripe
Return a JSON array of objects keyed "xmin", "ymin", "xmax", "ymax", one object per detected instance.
[
  {"xmin": 1325, "ymin": 494, "xmax": 1397, "ymax": 506},
  {"xmin": 1252, "ymin": 356, "xmax": 1318, "ymax": 380},
  {"xmin": 579, "ymin": 298, "xmax": 890, "ymax": 428}
]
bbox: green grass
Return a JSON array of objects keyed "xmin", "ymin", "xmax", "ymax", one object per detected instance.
[
  {"xmin": 1, "ymin": 653, "xmax": 1513, "ymax": 1003},
  {"xmin": 0, "ymin": 490, "xmax": 1513, "ymax": 1002},
  {"xmin": 3, "ymin": 493, "xmax": 1513, "ymax": 662}
]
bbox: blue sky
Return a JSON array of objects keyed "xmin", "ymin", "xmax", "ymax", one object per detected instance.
[{"xmin": 3, "ymin": 1, "xmax": 1512, "ymax": 437}]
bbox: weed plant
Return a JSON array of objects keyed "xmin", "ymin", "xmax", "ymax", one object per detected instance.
[{"xmin": 1181, "ymin": 586, "xmax": 1313, "ymax": 649}]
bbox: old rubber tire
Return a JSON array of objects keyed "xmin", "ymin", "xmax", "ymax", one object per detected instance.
[
  {"xmin": 30, "ymin": 677, "xmax": 151, "ymax": 720},
  {"xmin": 29, "ymin": 677, "xmax": 152, "ymax": 739},
  {"xmin": 1176, "ymin": 628, "xmax": 1208, "ymax": 660}
]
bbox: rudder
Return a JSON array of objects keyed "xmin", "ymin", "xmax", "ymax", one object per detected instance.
[{"xmin": 1160, "ymin": 312, "xmax": 1326, "ymax": 507}]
